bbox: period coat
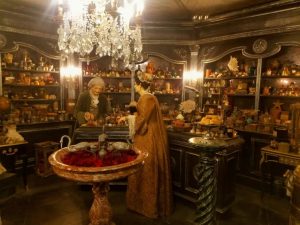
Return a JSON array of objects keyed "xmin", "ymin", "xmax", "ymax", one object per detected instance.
[
  {"xmin": 73, "ymin": 91, "xmax": 110, "ymax": 125},
  {"xmin": 126, "ymin": 93, "xmax": 173, "ymax": 218}
]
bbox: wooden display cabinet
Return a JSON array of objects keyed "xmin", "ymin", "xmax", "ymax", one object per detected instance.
[
  {"xmin": 168, "ymin": 131, "xmax": 242, "ymax": 213},
  {"xmin": 81, "ymin": 57, "xmax": 132, "ymax": 110},
  {"xmin": 198, "ymin": 37, "xmax": 300, "ymax": 190},
  {"xmin": 79, "ymin": 53, "xmax": 187, "ymax": 114},
  {"xmin": 202, "ymin": 51, "xmax": 258, "ymax": 115},
  {"xmin": 139, "ymin": 54, "xmax": 185, "ymax": 112},
  {"xmin": 260, "ymin": 46, "xmax": 300, "ymax": 115},
  {"xmin": 200, "ymin": 42, "xmax": 300, "ymax": 134},
  {"xmin": 0, "ymin": 43, "xmax": 62, "ymax": 125}
]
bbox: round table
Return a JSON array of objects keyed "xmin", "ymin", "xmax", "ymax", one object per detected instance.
[{"xmin": 49, "ymin": 147, "xmax": 147, "ymax": 225}]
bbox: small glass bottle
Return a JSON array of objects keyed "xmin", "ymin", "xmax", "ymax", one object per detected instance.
[{"xmin": 98, "ymin": 131, "xmax": 108, "ymax": 157}]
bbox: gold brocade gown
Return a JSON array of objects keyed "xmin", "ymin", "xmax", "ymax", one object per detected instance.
[{"xmin": 126, "ymin": 93, "xmax": 173, "ymax": 218}]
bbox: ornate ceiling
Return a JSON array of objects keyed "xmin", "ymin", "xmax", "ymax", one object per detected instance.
[
  {"xmin": 0, "ymin": 0, "xmax": 284, "ymax": 22},
  {"xmin": 0, "ymin": 0, "xmax": 299, "ymax": 43}
]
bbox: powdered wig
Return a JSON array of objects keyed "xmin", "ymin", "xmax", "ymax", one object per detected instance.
[{"xmin": 88, "ymin": 77, "xmax": 105, "ymax": 89}]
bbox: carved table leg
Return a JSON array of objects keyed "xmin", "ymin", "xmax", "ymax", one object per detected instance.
[
  {"xmin": 89, "ymin": 182, "xmax": 115, "ymax": 225},
  {"xmin": 193, "ymin": 152, "xmax": 217, "ymax": 225}
]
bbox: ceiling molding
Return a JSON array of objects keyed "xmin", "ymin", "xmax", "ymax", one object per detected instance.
[
  {"xmin": 0, "ymin": 25, "xmax": 57, "ymax": 40},
  {"xmin": 195, "ymin": 25, "xmax": 300, "ymax": 45},
  {"xmin": 174, "ymin": 0, "xmax": 191, "ymax": 17},
  {"xmin": 12, "ymin": 42, "xmax": 61, "ymax": 59},
  {"xmin": 142, "ymin": 24, "xmax": 300, "ymax": 46},
  {"xmin": 194, "ymin": 0, "xmax": 300, "ymax": 26},
  {"xmin": 196, "ymin": 8, "xmax": 300, "ymax": 30},
  {"xmin": 0, "ymin": 1, "xmax": 54, "ymax": 21},
  {"xmin": 2, "ymin": 23, "xmax": 300, "ymax": 47},
  {"xmin": 0, "ymin": 8, "xmax": 53, "ymax": 23},
  {"xmin": 142, "ymin": 21, "xmax": 194, "ymax": 28}
]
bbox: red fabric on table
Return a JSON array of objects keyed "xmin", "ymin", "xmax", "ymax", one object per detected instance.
[{"xmin": 62, "ymin": 149, "xmax": 137, "ymax": 167}]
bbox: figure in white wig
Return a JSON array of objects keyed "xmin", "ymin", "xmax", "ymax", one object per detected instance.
[{"xmin": 74, "ymin": 77, "xmax": 111, "ymax": 125}]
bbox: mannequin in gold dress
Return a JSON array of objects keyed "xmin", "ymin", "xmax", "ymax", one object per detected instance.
[{"xmin": 126, "ymin": 72, "xmax": 173, "ymax": 218}]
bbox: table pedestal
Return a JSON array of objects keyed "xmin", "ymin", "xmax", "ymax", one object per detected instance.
[
  {"xmin": 49, "ymin": 147, "xmax": 147, "ymax": 225},
  {"xmin": 89, "ymin": 183, "xmax": 115, "ymax": 225},
  {"xmin": 188, "ymin": 137, "xmax": 242, "ymax": 225},
  {"xmin": 193, "ymin": 152, "xmax": 217, "ymax": 225}
]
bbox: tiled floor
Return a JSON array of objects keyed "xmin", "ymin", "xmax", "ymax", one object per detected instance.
[{"xmin": 0, "ymin": 174, "xmax": 290, "ymax": 225}]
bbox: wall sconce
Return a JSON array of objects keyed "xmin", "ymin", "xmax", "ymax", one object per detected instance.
[
  {"xmin": 183, "ymin": 70, "xmax": 203, "ymax": 101},
  {"xmin": 60, "ymin": 65, "xmax": 81, "ymax": 82},
  {"xmin": 183, "ymin": 70, "xmax": 202, "ymax": 87}
]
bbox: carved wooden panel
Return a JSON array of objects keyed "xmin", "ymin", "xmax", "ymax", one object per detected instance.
[
  {"xmin": 184, "ymin": 151, "xmax": 200, "ymax": 195},
  {"xmin": 169, "ymin": 146, "xmax": 183, "ymax": 188}
]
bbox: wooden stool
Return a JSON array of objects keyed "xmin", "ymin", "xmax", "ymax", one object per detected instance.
[{"xmin": 34, "ymin": 141, "xmax": 59, "ymax": 177}]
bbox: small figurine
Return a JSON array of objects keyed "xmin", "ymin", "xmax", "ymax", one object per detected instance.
[
  {"xmin": 281, "ymin": 66, "xmax": 290, "ymax": 76},
  {"xmin": 146, "ymin": 61, "xmax": 155, "ymax": 74},
  {"xmin": 4, "ymin": 123, "xmax": 25, "ymax": 144},
  {"xmin": 262, "ymin": 86, "xmax": 271, "ymax": 95},
  {"xmin": 37, "ymin": 56, "xmax": 45, "ymax": 71},
  {"xmin": 4, "ymin": 53, "xmax": 13, "ymax": 65},
  {"xmin": 228, "ymin": 56, "xmax": 239, "ymax": 73},
  {"xmin": 266, "ymin": 68, "xmax": 272, "ymax": 76},
  {"xmin": 270, "ymin": 101, "xmax": 283, "ymax": 121}
]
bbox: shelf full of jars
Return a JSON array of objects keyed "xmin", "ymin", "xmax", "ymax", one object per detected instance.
[
  {"xmin": 0, "ymin": 46, "xmax": 67, "ymax": 125},
  {"xmin": 201, "ymin": 45, "xmax": 300, "ymax": 137},
  {"xmin": 79, "ymin": 55, "xmax": 186, "ymax": 127}
]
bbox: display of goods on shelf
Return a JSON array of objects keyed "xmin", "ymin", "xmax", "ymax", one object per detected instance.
[
  {"xmin": 262, "ymin": 60, "xmax": 300, "ymax": 77},
  {"xmin": 0, "ymin": 96, "xmax": 10, "ymax": 112},
  {"xmin": 83, "ymin": 68, "xmax": 132, "ymax": 78},
  {"xmin": 2, "ymin": 71, "xmax": 59, "ymax": 86},
  {"xmin": 80, "ymin": 109, "xmax": 130, "ymax": 128},
  {"xmin": 202, "ymin": 54, "xmax": 258, "ymax": 117},
  {"xmin": 205, "ymin": 55, "xmax": 257, "ymax": 78},
  {"xmin": 152, "ymin": 80, "xmax": 181, "ymax": 95},
  {"xmin": 0, "ymin": 46, "xmax": 63, "ymax": 125},
  {"xmin": 82, "ymin": 79, "xmax": 131, "ymax": 93},
  {"xmin": 261, "ymin": 79, "xmax": 300, "ymax": 97},
  {"xmin": 3, "ymin": 101, "xmax": 65, "ymax": 124},
  {"xmin": 80, "ymin": 56, "xmax": 185, "ymax": 116},
  {"xmin": 223, "ymin": 106, "xmax": 291, "ymax": 134},
  {"xmin": 225, "ymin": 79, "xmax": 256, "ymax": 95},
  {"xmin": 2, "ymin": 49, "xmax": 59, "ymax": 72},
  {"xmin": 200, "ymin": 115, "xmax": 222, "ymax": 126},
  {"xmin": 82, "ymin": 63, "xmax": 183, "ymax": 95}
]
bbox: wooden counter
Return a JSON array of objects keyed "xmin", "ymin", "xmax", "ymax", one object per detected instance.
[
  {"xmin": 168, "ymin": 131, "xmax": 244, "ymax": 213},
  {"xmin": 72, "ymin": 126, "xmax": 129, "ymax": 144}
]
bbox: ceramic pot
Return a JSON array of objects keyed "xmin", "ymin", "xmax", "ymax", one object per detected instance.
[
  {"xmin": 0, "ymin": 96, "xmax": 10, "ymax": 112},
  {"xmin": 4, "ymin": 124, "xmax": 24, "ymax": 144}
]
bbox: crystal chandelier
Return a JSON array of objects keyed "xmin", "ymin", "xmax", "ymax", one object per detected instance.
[{"xmin": 57, "ymin": 0, "xmax": 144, "ymax": 66}]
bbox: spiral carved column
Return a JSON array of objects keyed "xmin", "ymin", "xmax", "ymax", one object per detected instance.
[
  {"xmin": 89, "ymin": 182, "xmax": 115, "ymax": 225},
  {"xmin": 193, "ymin": 152, "xmax": 217, "ymax": 225}
]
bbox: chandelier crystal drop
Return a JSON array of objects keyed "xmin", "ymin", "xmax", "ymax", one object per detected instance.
[{"xmin": 57, "ymin": 0, "xmax": 144, "ymax": 66}]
